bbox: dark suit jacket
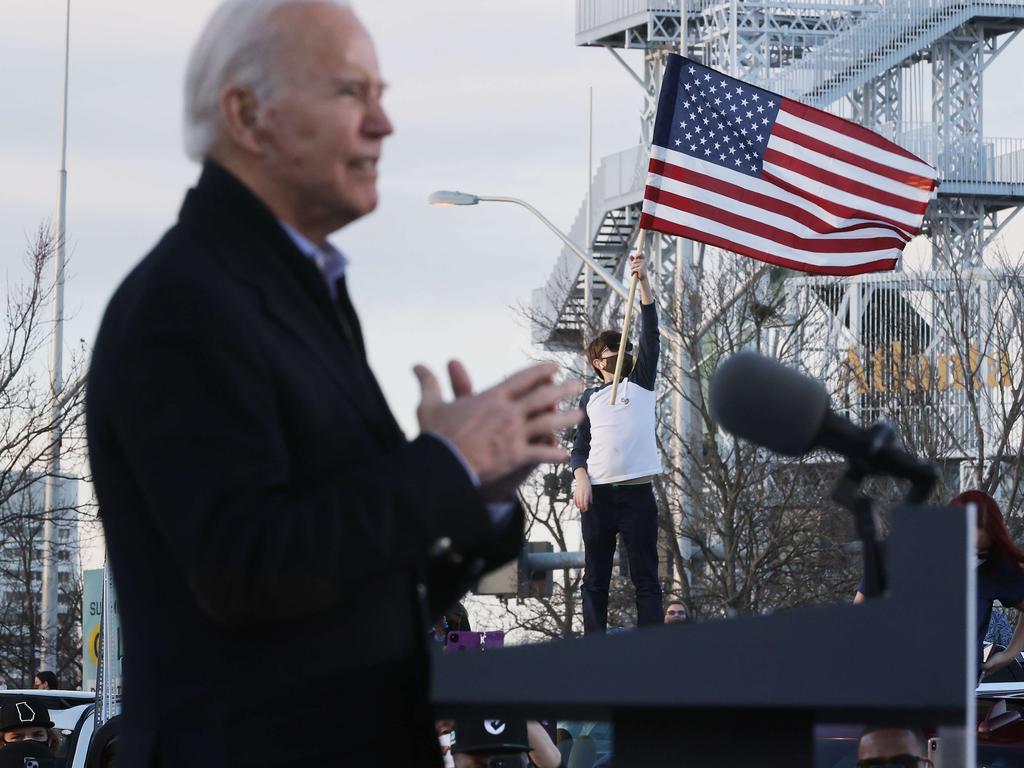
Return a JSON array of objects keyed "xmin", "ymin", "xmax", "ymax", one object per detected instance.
[{"xmin": 86, "ymin": 162, "xmax": 522, "ymax": 767}]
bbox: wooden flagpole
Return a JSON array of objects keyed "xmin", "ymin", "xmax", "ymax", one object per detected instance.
[{"xmin": 609, "ymin": 230, "xmax": 645, "ymax": 405}]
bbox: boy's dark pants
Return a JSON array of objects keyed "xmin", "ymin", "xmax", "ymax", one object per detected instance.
[{"xmin": 581, "ymin": 482, "xmax": 663, "ymax": 635}]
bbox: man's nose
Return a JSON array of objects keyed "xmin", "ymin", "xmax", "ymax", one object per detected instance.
[{"xmin": 365, "ymin": 97, "xmax": 394, "ymax": 138}]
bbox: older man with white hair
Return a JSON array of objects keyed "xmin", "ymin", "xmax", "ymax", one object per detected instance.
[{"xmin": 85, "ymin": 2, "xmax": 580, "ymax": 765}]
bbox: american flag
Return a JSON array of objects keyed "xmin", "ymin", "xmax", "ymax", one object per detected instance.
[{"xmin": 640, "ymin": 55, "xmax": 939, "ymax": 275}]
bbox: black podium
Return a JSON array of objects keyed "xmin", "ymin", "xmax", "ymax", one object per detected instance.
[{"xmin": 432, "ymin": 504, "xmax": 974, "ymax": 766}]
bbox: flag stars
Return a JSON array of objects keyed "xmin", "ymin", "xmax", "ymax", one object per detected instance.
[
  {"xmin": 767, "ymin": 100, "xmax": 775, "ymax": 107},
  {"xmin": 756, "ymin": 105, "xmax": 765, "ymax": 114},
  {"xmin": 750, "ymin": 165, "xmax": 758, "ymax": 172},
  {"xmin": 704, "ymin": 73, "xmax": 712, "ymax": 81},
  {"xmin": 741, "ymin": 98, "xmax": 749, "ymax": 107},
  {"xmin": 734, "ymin": 158, "xmax": 742, "ymax": 166},
  {"xmin": 675, "ymin": 139, "xmax": 682, "ymax": 146},
  {"xmin": 714, "ymin": 98, "xmax": 722, "ymax": 106},
  {"xmin": 719, "ymin": 153, "xmax": 727, "ymax": 161},
  {"xmin": 688, "ymin": 66, "xmax": 696, "ymax": 74}
]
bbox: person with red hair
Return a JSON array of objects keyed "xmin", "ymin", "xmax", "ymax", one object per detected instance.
[{"xmin": 954, "ymin": 489, "xmax": 1024, "ymax": 677}]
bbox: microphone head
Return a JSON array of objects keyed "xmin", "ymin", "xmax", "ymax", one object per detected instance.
[{"xmin": 709, "ymin": 351, "xmax": 830, "ymax": 457}]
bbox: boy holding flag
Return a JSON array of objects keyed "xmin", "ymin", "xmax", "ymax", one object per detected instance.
[{"xmin": 571, "ymin": 252, "xmax": 663, "ymax": 635}]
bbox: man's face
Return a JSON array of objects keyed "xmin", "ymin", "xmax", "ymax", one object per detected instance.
[
  {"xmin": 664, "ymin": 603, "xmax": 687, "ymax": 623},
  {"xmin": 857, "ymin": 729, "xmax": 929, "ymax": 767},
  {"xmin": 2, "ymin": 726, "xmax": 48, "ymax": 746},
  {"xmin": 254, "ymin": 3, "xmax": 393, "ymax": 233}
]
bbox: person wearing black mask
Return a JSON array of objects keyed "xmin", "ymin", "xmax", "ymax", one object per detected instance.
[
  {"xmin": 0, "ymin": 740, "xmax": 55, "ymax": 768},
  {"xmin": 570, "ymin": 252, "xmax": 663, "ymax": 635}
]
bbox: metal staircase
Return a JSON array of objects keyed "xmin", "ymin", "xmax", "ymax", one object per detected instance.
[{"xmin": 769, "ymin": 0, "xmax": 1024, "ymax": 106}]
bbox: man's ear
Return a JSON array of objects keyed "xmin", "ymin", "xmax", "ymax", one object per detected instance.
[{"xmin": 220, "ymin": 85, "xmax": 266, "ymax": 155}]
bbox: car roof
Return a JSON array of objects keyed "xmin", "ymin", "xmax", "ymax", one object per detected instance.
[
  {"xmin": 0, "ymin": 690, "xmax": 94, "ymax": 702},
  {"xmin": 978, "ymin": 683, "xmax": 1024, "ymax": 699}
]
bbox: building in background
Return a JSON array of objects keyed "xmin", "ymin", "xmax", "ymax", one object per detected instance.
[{"xmin": 0, "ymin": 473, "xmax": 81, "ymax": 688}]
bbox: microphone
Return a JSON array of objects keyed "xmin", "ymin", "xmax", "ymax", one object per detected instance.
[{"xmin": 709, "ymin": 351, "xmax": 937, "ymax": 492}]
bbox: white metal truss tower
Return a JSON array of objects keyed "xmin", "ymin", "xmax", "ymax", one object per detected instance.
[{"xmin": 535, "ymin": 0, "xmax": 1024, "ymax": 353}]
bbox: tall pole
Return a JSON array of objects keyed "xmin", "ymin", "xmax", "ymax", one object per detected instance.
[
  {"xmin": 673, "ymin": 0, "xmax": 699, "ymax": 589},
  {"xmin": 583, "ymin": 86, "xmax": 593, "ymax": 333},
  {"xmin": 41, "ymin": 0, "xmax": 72, "ymax": 676}
]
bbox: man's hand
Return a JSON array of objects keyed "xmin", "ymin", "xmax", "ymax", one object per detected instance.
[
  {"xmin": 414, "ymin": 361, "xmax": 581, "ymax": 502},
  {"xmin": 630, "ymin": 251, "xmax": 648, "ymax": 281},
  {"xmin": 573, "ymin": 471, "xmax": 592, "ymax": 512},
  {"xmin": 631, "ymin": 250, "xmax": 654, "ymax": 305},
  {"xmin": 982, "ymin": 649, "xmax": 1017, "ymax": 678}
]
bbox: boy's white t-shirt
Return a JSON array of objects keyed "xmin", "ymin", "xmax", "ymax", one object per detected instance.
[
  {"xmin": 570, "ymin": 301, "xmax": 662, "ymax": 486},
  {"xmin": 583, "ymin": 379, "xmax": 662, "ymax": 484}
]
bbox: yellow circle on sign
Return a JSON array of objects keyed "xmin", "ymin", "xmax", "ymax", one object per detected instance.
[{"xmin": 88, "ymin": 624, "xmax": 101, "ymax": 666}]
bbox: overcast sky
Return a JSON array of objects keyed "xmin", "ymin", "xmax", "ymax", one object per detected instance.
[
  {"xmin": 4, "ymin": 2, "xmax": 1023, "ymax": 567},
  {"xmin": 0, "ymin": 0, "xmax": 643, "ymax": 439}
]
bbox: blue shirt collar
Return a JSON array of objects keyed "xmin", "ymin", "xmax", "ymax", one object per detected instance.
[{"xmin": 279, "ymin": 221, "xmax": 349, "ymax": 295}]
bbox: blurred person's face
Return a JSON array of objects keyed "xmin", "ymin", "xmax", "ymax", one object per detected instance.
[
  {"xmin": 234, "ymin": 3, "xmax": 393, "ymax": 238},
  {"xmin": 2, "ymin": 726, "xmax": 48, "ymax": 746},
  {"xmin": 977, "ymin": 525, "xmax": 992, "ymax": 552},
  {"xmin": 664, "ymin": 603, "xmax": 687, "ymax": 623},
  {"xmin": 857, "ymin": 729, "xmax": 930, "ymax": 767},
  {"xmin": 32, "ymin": 676, "xmax": 47, "ymax": 690}
]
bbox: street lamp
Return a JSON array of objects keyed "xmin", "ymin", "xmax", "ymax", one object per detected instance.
[{"xmin": 427, "ymin": 189, "xmax": 644, "ymax": 317}]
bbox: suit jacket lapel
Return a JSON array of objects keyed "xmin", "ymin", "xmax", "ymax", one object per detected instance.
[{"xmin": 179, "ymin": 162, "xmax": 401, "ymax": 443}]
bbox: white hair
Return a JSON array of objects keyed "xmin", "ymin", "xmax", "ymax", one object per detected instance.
[{"xmin": 183, "ymin": 0, "xmax": 352, "ymax": 161}]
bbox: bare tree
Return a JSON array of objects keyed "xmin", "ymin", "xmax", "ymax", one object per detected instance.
[
  {"xmin": 1, "ymin": 226, "xmax": 88, "ymax": 523},
  {"xmin": 0, "ymin": 225, "xmax": 91, "ymax": 686},
  {"xmin": 655, "ymin": 253, "xmax": 862, "ymax": 618}
]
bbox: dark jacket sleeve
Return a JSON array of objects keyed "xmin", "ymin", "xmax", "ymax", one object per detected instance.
[
  {"xmin": 97, "ymin": 278, "xmax": 506, "ymax": 628},
  {"xmin": 569, "ymin": 388, "xmax": 594, "ymax": 472},
  {"xmin": 630, "ymin": 301, "xmax": 660, "ymax": 391}
]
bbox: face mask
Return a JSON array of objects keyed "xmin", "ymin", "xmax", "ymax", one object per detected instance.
[{"xmin": 601, "ymin": 353, "xmax": 634, "ymax": 378}]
